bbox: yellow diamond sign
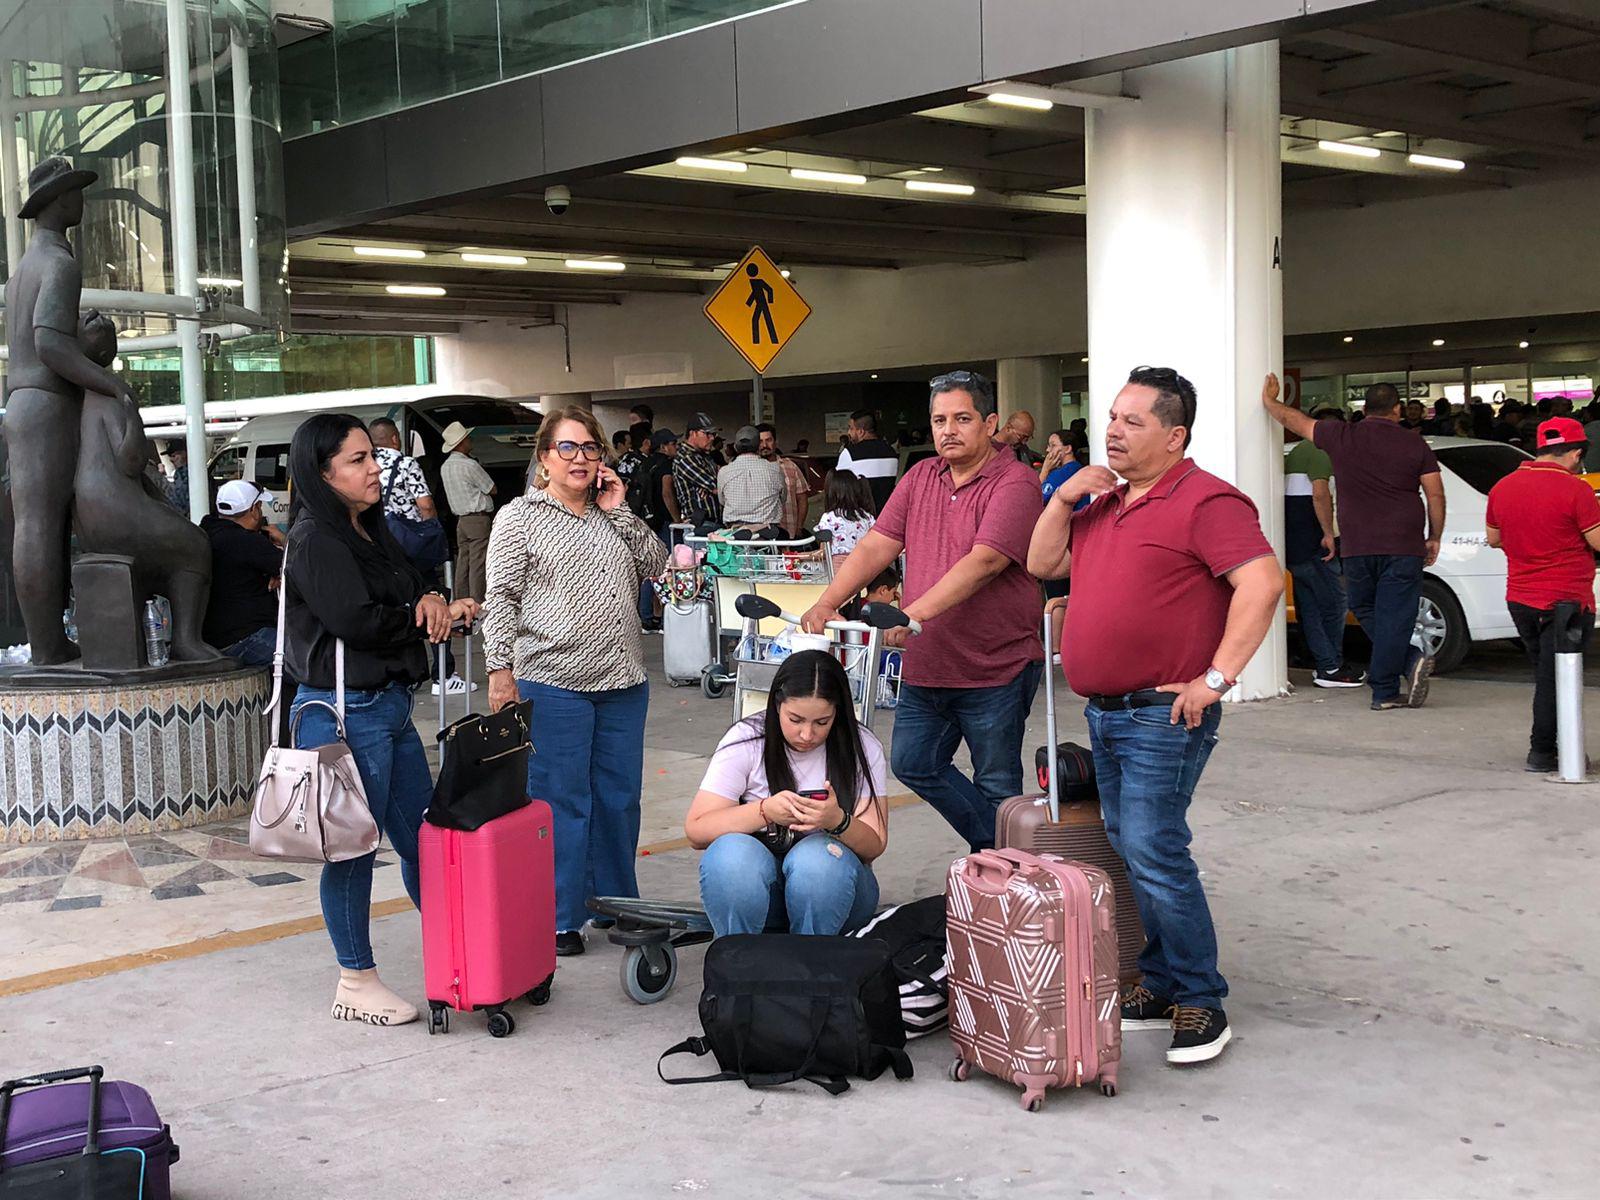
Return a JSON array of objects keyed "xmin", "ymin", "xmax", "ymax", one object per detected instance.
[{"xmin": 703, "ymin": 245, "xmax": 812, "ymax": 375}]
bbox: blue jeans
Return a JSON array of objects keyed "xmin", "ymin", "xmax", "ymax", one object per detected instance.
[
  {"xmin": 699, "ymin": 832, "xmax": 879, "ymax": 937},
  {"xmin": 225, "ymin": 625, "xmax": 277, "ymax": 668},
  {"xmin": 520, "ymin": 678, "xmax": 649, "ymax": 931},
  {"xmin": 890, "ymin": 661, "xmax": 1044, "ymax": 852},
  {"xmin": 292, "ymin": 684, "xmax": 428, "ymax": 971},
  {"xmin": 1289, "ymin": 556, "xmax": 1348, "ymax": 675},
  {"xmin": 1085, "ymin": 701, "xmax": 1226, "ymax": 1010},
  {"xmin": 1343, "ymin": 554, "xmax": 1424, "ymax": 702}
]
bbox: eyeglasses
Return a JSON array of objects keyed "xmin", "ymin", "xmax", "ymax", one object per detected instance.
[{"xmin": 554, "ymin": 440, "xmax": 603, "ymax": 462}]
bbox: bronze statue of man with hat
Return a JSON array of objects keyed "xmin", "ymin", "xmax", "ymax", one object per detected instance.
[{"xmin": 4, "ymin": 155, "xmax": 136, "ymax": 664}]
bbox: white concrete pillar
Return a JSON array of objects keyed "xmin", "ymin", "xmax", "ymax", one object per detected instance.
[
  {"xmin": 1085, "ymin": 42, "xmax": 1286, "ymax": 700},
  {"xmin": 996, "ymin": 356, "xmax": 1062, "ymax": 437}
]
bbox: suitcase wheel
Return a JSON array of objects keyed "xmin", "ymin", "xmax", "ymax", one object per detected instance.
[
  {"xmin": 526, "ymin": 974, "xmax": 554, "ymax": 1007},
  {"xmin": 948, "ymin": 1059, "xmax": 971, "ymax": 1083},
  {"xmin": 1021, "ymin": 1091, "xmax": 1044, "ymax": 1113},
  {"xmin": 427, "ymin": 1003, "xmax": 450, "ymax": 1036},
  {"xmin": 1100, "ymin": 1079, "xmax": 1118, "ymax": 1098},
  {"xmin": 486, "ymin": 1008, "xmax": 516, "ymax": 1038},
  {"xmin": 620, "ymin": 943, "xmax": 678, "ymax": 1004}
]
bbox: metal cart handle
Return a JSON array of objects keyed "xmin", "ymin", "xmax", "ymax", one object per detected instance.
[{"xmin": 733, "ymin": 592, "xmax": 923, "ymax": 636}]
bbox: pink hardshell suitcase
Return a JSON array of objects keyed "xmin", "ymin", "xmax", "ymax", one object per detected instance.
[
  {"xmin": 945, "ymin": 848, "xmax": 1122, "ymax": 1110},
  {"xmin": 419, "ymin": 801, "xmax": 557, "ymax": 1037}
]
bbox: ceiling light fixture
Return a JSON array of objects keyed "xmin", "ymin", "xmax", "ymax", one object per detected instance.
[
  {"xmin": 1080, "ymin": 357, "xmax": 1089, "ymax": 364},
  {"xmin": 461, "ymin": 252, "xmax": 528, "ymax": 265},
  {"xmin": 1317, "ymin": 139, "xmax": 1381, "ymax": 159},
  {"xmin": 676, "ymin": 156, "xmax": 748, "ymax": 173},
  {"xmin": 789, "ymin": 167, "xmax": 868, "ymax": 185},
  {"xmin": 1408, "ymin": 153, "xmax": 1465, "ymax": 172},
  {"xmin": 197, "ymin": 276, "xmax": 243, "ymax": 288},
  {"xmin": 1343, "ymin": 335, "xmax": 1354, "ymax": 344},
  {"xmin": 986, "ymin": 92, "xmax": 1053, "ymax": 111},
  {"xmin": 385, "ymin": 284, "xmax": 445, "ymax": 296},
  {"xmin": 355, "ymin": 245, "xmax": 426, "ymax": 259},
  {"xmin": 1431, "ymin": 338, "xmax": 1445, "ymax": 347},
  {"xmin": 780, "ymin": 269, "xmax": 791, "ymax": 278},
  {"xmin": 565, "ymin": 258, "xmax": 626, "ymax": 272},
  {"xmin": 1519, "ymin": 340, "xmax": 1530, "ymax": 349},
  {"xmin": 870, "ymin": 373, "xmax": 878, "ymax": 379},
  {"xmin": 905, "ymin": 179, "xmax": 976, "ymax": 196}
]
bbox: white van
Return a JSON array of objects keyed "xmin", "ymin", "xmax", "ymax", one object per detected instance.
[{"xmin": 207, "ymin": 391, "xmax": 544, "ymax": 527}]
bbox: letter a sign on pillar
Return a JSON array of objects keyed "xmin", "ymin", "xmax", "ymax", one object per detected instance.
[{"xmin": 703, "ymin": 246, "xmax": 812, "ymax": 374}]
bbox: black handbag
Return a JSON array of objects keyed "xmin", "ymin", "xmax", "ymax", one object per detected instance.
[
  {"xmin": 658, "ymin": 934, "xmax": 913, "ymax": 1096},
  {"xmin": 429, "ymin": 702, "xmax": 533, "ymax": 831},
  {"xmin": 0, "ymin": 1067, "xmax": 146, "ymax": 1198}
]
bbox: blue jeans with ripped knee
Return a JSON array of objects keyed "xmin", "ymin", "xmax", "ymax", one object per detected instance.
[{"xmin": 698, "ymin": 831, "xmax": 879, "ymax": 937}]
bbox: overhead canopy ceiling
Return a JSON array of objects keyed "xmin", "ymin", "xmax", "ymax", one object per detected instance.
[{"xmin": 287, "ymin": 0, "xmax": 1600, "ymax": 334}]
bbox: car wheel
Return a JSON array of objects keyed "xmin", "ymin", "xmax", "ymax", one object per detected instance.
[{"xmin": 1417, "ymin": 578, "xmax": 1468, "ymax": 674}]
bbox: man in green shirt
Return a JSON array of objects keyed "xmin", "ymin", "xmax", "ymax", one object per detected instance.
[{"xmin": 1285, "ymin": 415, "xmax": 1364, "ymax": 687}]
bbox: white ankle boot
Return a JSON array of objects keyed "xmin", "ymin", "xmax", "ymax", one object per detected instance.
[{"xmin": 332, "ymin": 968, "xmax": 418, "ymax": 1027}]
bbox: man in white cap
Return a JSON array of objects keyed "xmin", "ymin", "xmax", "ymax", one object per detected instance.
[
  {"xmin": 439, "ymin": 420, "xmax": 496, "ymax": 602},
  {"xmin": 201, "ymin": 480, "xmax": 284, "ymax": 666}
]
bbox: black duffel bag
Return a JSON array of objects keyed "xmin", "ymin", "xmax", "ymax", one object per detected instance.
[
  {"xmin": 428, "ymin": 702, "xmax": 533, "ymax": 831},
  {"xmin": 659, "ymin": 934, "xmax": 912, "ymax": 1096}
]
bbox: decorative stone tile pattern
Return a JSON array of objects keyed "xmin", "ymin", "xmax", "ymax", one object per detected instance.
[{"xmin": 0, "ymin": 668, "xmax": 272, "ymax": 843}]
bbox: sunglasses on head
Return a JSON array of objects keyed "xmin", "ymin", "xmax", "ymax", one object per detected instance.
[
  {"xmin": 929, "ymin": 369, "xmax": 993, "ymax": 392},
  {"xmin": 1130, "ymin": 365, "xmax": 1198, "ymax": 430}
]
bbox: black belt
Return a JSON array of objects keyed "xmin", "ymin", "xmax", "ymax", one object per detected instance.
[{"xmin": 1088, "ymin": 689, "xmax": 1174, "ymax": 711}]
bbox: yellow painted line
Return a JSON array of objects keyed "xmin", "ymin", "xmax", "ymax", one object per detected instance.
[
  {"xmin": 3, "ymin": 794, "xmax": 928, "ymax": 997},
  {"xmin": 636, "ymin": 792, "xmax": 923, "ymax": 856},
  {"xmin": 0, "ymin": 897, "xmax": 416, "ymax": 999}
]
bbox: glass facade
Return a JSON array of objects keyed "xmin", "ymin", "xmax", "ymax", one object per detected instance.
[
  {"xmin": 0, "ymin": 0, "xmax": 289, "ymax": 337},
  {"xmin": 120, "ymin": 332, "xmax": 433, "ymax": 406},
  {"xmin": 279, "ymin": 0, "xmax": 786, "ymax": 137}
]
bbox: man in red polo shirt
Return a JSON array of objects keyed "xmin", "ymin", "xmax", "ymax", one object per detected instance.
[
  {"xmin": 1486, "ymin": 416, "xmax": 1600, "ymax": 772},
  {"xmin": 802, "ymin": 369, "xmax": 1044, "ymax": 852},
  {"xmin": 1027, "ymin": 365, "xmax": 1282, "ymax": 1066}
]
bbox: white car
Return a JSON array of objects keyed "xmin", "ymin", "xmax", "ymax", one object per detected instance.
[{"xmin": 1290, "ymin": 436, "xmax": 1598, "ymax": 674}]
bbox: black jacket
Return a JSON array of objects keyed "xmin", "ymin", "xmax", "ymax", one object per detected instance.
[
  {"xmin": 201, "ymin": 515, "xmax": 282, "ymax": 648},
  {"xmin": 283, "ymin": 514, "xmax": 430, "ymax": 691}
]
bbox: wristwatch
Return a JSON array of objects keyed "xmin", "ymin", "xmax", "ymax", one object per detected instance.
[{"xmin": 1203, "ymin": 667, "xmax": 1235, "ymax": 692}]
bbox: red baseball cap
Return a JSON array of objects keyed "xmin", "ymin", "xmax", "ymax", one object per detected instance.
[{"xmin": 1537, "ymin": 416, "xmax": 1587, "ymax": 448}]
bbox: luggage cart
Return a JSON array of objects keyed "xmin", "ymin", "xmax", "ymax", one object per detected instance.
[
  {"xmin": 687, "ymin": 531, "xmax": 833, "ymax": 700},
  {"xmin": 726, "ymin": 593, "xmax": 885, "ymax": 732},
  {"xmin": 589, "ymin": 600, "xmax": 921, "ymax": 1005}
]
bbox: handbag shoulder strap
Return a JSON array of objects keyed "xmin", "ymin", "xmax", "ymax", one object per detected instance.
[{"xmin": 264, "ymin": 565, "xmax": 289, "ymax": 749}]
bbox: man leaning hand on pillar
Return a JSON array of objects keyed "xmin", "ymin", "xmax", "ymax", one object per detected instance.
[
  {"xmin": 1485, "ymin": 416, "xmax": 1600, "ymax": 772},
  {"xmin": 1026, "ymin": 365, "xmax": 1282, "ymax": 1066}
]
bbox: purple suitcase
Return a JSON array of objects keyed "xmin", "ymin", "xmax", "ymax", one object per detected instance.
[{"xmin": 1, "ymin": 1067, "xmax": 178, "ymax": 1199}]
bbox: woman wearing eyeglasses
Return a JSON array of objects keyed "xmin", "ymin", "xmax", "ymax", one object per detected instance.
[{"xmin": 481, "ymin": 406, "xmax": 669, "ymax": 956}]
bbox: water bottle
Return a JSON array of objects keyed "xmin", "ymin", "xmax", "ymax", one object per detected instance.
[
  {"xmin": 143, "ymin": 600, "xmax": 169, "ymax": 668},
  {"xmin": 62, "ymin": 604, "xmax": 78, "ymax": 645}
]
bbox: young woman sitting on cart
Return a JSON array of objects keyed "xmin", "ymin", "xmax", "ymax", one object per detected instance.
[{"xmin": 685, "ymin": 650, "xmax": 889, "ymax": 937}]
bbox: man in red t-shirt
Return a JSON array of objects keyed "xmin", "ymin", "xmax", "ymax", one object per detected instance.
[
  {"xmin": 1485, "ymin": 416, "xmax": 1600, "ymax": 771},
  {"xmin": 1027, "ymin": 366, "xmax": 1282, "ymax": 1067},
  {"xmin": 802, "ymin": 370, "xmax": 1044, "ymax": 853}
]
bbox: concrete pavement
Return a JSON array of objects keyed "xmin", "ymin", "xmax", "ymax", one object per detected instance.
[{"xmin": 1, "ymin": 664, "xmax": 1597, "ymax": 1198}]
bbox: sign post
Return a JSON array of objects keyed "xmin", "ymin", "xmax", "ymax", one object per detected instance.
[{"xmin": 703, "ymin": 245, "xmax": 812, "ymax": 426}]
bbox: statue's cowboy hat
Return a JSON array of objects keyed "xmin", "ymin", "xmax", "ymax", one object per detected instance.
[{"xmin": 19, "ymin": 156, "xmax": 98, "ymax": 220}]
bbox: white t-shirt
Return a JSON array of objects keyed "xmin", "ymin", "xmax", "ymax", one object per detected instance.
[
  {"xmin": 816, "ymin": 510, "xmax": 875, "ymax": 556},
  {"xmin": 700, "ymin": 716, "xmax": 888, "ymax": 838}
]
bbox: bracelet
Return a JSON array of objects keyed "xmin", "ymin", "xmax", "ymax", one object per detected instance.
[
  {"xmin": 827, "ymin": 809, "xmax": 852, "ymax": 838},
  {"xmin": 758, "ymin": 797, "xmax": 771, "ymax": 826}
]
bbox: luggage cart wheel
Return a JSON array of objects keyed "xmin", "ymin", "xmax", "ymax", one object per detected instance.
[
  {"xmin": 428, "ymin": 1003, "xmax": 449, "ymax": 1036},
  {"xmin": 487, "ymin": 1009, "xmax": 515, "ymax": 1038},
  {"xmin": 948, "ymin": 1059, "xmax": 970, "ymax": 1083},
  {"xmin": 699, "ymin": 668, "xmax": 726, "ymax": 700},
  {"xmin": 620, "ymin": 942, "xmax": 678, "ymax": 1004},
  {"xmin": 527, "ymin": 974, "xmax": 554, "ymax": 1007}
]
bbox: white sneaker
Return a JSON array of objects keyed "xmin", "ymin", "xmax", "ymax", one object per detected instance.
[{"xmin": 431, "ymin": 674, "xmax": 478, "ymax": 696}]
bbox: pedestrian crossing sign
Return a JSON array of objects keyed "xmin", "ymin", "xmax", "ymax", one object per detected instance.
[{"xmin": 703, "ymin": 245, "xmax": 812, "ymax": 375}]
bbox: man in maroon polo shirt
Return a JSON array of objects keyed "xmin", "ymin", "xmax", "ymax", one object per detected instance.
[
  {"xmin": 1486, "ymin": 416, "xmax": 1600, "ymax": 772},
  {"xmin": 1027, "ymin": 365, "xmax": 1282, "ymax": 1066},
  {"xmin": 802, "ymin": 369, "xmax": 1044, "ymax": 852}
]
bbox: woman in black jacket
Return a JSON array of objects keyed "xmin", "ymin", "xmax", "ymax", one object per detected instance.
[{"xmin": 284, "ymin": 414, "xmax": 477, "ymax": 1027}]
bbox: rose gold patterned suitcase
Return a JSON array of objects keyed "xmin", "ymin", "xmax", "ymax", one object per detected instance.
[{"xmin": 945, "ymin": 848, "xmax": 1122, "ymax": 1111}]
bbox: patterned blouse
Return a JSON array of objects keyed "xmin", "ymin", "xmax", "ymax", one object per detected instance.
[{"xmin": 481, "ymin": 489, "xmax": 670, "ymax": 691}]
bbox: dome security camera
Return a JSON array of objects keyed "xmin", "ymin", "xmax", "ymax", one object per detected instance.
[{"xmin": 544, "ymin": 185, "xmax": 571, "ymax": 215}]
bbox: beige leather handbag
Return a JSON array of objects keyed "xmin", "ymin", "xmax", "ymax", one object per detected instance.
[{"xmin": 250, "ymin": 574, "xmax": 381, "ymax": 864}]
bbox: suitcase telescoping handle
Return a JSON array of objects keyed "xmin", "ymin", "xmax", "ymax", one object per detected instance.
[
  {"xmin": 1041, "ymin": 598, "xmax": 1066, "ymax": 823},
  {"xmin": 0, "ymin": 1065, "xmax": 105, "ymax": 1164},
  {"xmin": 436, "ymin": 619, "xmax": 474, "ymax": 728}
]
